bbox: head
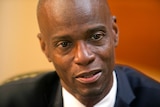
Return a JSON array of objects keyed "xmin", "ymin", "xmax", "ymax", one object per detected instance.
[{"xmin": 37, "ymin": 0, "xmax": 118, "ymax": 105}]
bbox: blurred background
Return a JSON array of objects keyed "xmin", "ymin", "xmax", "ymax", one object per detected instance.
[{"xmin": 0, "ymin": 0, "xmax": 159, "ymax": 84}]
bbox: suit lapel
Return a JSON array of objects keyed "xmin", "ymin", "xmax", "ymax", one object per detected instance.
[
  {"xmin": 43, "ymin": 72, "xmax": 63, "ymax": 107},
  {"xmin": 51, "ymin": 82, "xmax": 63, "ymax": 107},
  {"xmin": 114, "ymin": 66, "xmax": 135, "ymax": 107}
]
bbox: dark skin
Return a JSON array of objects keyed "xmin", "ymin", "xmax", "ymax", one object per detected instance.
[{"xmin": 37, "ymin": 0, "xmax": 119, "ymax": 106}]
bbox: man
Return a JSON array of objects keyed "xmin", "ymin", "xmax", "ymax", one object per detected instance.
[{"xmin": 0, "ymin": 0, "xmax": 160, "ymax": 107}]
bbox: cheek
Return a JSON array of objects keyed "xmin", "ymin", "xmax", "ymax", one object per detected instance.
[
  {"xmin": 52, "ymin": 56, "xmax": 68, "ymax": 74},
  {"xmin": 51, "ymin": 54, "xmax": 78, "ymax": 92},
  {"xmin": 93, "ymin": 41, "xmax": 115, "ymax": 60},
  {"xmin": 50, "ymin": 50, "xmax": 70, "ymax": 69},
  {"xmin": 102, "ymin": 44, "xmax": 115, "ymax": 66},
  {"xmin": 92, "ymin": 40, "xmax": 115, "ymax": 72},
  {"xmin": 50, "ymin": 53, "xmax": 74, "ymax": 80}
]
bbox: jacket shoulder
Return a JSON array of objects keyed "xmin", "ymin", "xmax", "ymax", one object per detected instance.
[
  {"xmin": 115, "ymin": 65, "xmax": 160, "ymax": 87},
  {"xmin": 0, "ymin": 71, "xmax": 60, "ymax": 107},
  {"xmin": 115, "ymin": 65, "xmax": 160, "ymax": 107}
]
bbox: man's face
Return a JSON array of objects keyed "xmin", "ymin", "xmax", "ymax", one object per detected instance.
[{"xmin": 38, "ymin": 0, "xmax": 118, "ymax": 99}]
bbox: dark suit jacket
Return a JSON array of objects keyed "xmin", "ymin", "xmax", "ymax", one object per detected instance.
[{"xmin": 0, "ymin": 65, "xmax": 160, "ymax": 107}]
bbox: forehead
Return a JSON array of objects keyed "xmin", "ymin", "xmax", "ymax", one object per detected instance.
[{"xmin": 39, "ymin": 0, "xmax": 111, "ymax": 35}]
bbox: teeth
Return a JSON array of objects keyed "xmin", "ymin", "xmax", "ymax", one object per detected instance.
[
  {"xmin": 77, "ymin": 70, "xmax": 101, "ymax": 78},
  {"xmin": 83, "ymin": 74, "xmax": 93, "ymax": 78}
]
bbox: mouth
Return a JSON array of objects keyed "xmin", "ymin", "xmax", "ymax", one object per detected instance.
[{"xmin": 75, "ymin": 70, "xmax": 102, "ymax": 84}]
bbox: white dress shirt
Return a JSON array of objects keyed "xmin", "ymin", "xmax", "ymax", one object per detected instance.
[{"xmin": 62, "ymin": 71, "xmax": 117, "ymax": 107}]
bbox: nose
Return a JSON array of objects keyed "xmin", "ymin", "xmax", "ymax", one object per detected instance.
[{"xmin": 74, "ymin": 41, "xmax": 95, "ymax": 66}]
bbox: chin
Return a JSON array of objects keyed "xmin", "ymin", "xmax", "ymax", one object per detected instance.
[{"xmin": 79, "ymin": 86, "xmax": 104, "ymax": 98}]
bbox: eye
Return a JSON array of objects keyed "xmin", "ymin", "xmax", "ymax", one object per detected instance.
[
  {"xmin": 57, "ymin": 41, "xmax": 72, "ymax": 48},
  {"xmin": 91, "ymin": 31, "xmax": 105, "ymax": 41}
]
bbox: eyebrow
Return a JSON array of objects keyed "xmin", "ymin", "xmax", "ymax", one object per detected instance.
[
  {"xmin": 86, "ymin": 24, "xmax": 107, "ymax": 34},
  {"xmin": 51, "ymin": 24, "xmax": 107, "ymax": 41},
  {"xmin": 51, "ymin": 35, "xmax": 71, "ymax": 43}
]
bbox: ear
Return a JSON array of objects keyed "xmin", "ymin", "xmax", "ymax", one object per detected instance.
[
  {"xmin": 112, "ymin": 16, "xmax": 119, "ymax": 47},
  {"xmin": 37, "ymin": 33, "xmax": 52, "ymax": 62}
]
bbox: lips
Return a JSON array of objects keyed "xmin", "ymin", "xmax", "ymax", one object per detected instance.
[{"xmin": 75, "ymin": 70, "xmax": 102, "ymax": 84}]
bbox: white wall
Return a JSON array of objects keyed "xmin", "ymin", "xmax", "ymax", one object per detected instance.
[{"xmin": 0, "ymin": 0, "xmax": 54, "ymax": 83}]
